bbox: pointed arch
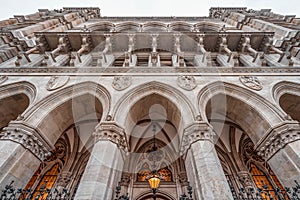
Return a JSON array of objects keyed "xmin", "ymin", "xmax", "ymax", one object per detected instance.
[
  {"xmin": 198, "ymin": 81, "xmax": 286, "ymax": 143},
  {"xmin": 272, "ymin": 81, "xmax": 300, "ymax": 122},
  {"xmin": 134, "ymin": 190, "xmax": 176, "ymax": 200},
  {"xmin": 22, "ymin": 81, "xmax": 110, "ymax": 145},
  {"xmin": 113, "ymin": 81, "xmax": 196, "ymax": 140},
  {"xmin": 0, "ymin": 81, "xmax": 36, "ymax": 103},
  {"xmin": 272, "ymin": 81, "xmax": 300, "ymax": 103},
  {"xmin": 0, "ymin": 81, "xmax": 36, "ymax": 130}
]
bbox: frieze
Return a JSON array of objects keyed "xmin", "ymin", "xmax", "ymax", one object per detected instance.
[
  {"xmin": 177, "ymin": 75, "xmax": 197, "ymax": 91},
  {"xmin": 180, "ymin": 122, "xmax": 218, "ymax": 155},
  {"xmin": 93, "ymin": 121, "xmax": 128, "ymax": 150},
  {"xmin": 112, "ymin": 76, "xmax": 132, "ymax": 91},
  {"xmin": 46, "ymin": 76, "xmax": 70, "ymax": 91},
  {"xmin": 0, "ymin": 75, "xmax": 8, "ymax": 85},
  {"xmin": 0, "ymin": 66, "xmax": 300, "ymax": 75},
  {"xmin": 255, "ymin": 121, "xmax": 300, "ymax": 160},
  {"xmin": 0, "ymin": 122, "xmax": 53, "ymax": 161},
  {"xmin": 239, "ymin": 75, "xmax": 263, "ymax": 91}
]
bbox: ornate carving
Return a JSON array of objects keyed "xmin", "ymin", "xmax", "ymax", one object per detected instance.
[
  {"xmin": 177, "ymin": 75, "xmax": 197, "ymax": 91},
  {"xmin": 0, "ymin": 75, "xmax": 8, "ymax": 85},
  {"xmin": 93, "ymin": 121, "xmax": 128, "ymax": 150},
  {"xmin": 237, "ymin": 171, "xmax": 254, "ymax": 189},
  {"xmin": 112, "ymin": 76, "xmax": 132, "ymax": 91},
  {"xmin": 178, "ymin": 171, "xmax": 188, "ymax": 185},
  {"xmin": 180, "ymin": 122, "xmax": 218, "ymax": 154},
  {"xmin": 239, "ymin": 76, "xmax": 263, "ymax": 91},
  {"xmin": 57, "ymin": 171, "xmax": 72, "ymax": 187},
  {"xmin": 46, "ymin": 76, "xmax": 70, "ymax": 91},
  {"xmin": 120, "ymin": 173, "xmax": 131, "ymax": 186},
  {"xmin": 256, "ymin": 122, "xmax": 300, "ymax": 160},
  {"xmin": 1, "ymin": 66, "xmax": 300, "ymax": 74},
  {"xmin": 0, "ymin": 122, "xmax": 53, "ymax": 161}
]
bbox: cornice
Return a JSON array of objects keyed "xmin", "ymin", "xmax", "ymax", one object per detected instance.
[
  {"xmin": 255, "ymin": 121, "xmax": 300, "ymax": 160},
  {"xmin": 0, "ymin": 66, "xmax": 300, "ymax": 76},
  {"xmin": 0, "ymin": 121, "xmax": 54, "ymax": 161}
]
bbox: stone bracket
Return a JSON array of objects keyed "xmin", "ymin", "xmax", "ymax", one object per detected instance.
[
  {"xmin": 93, "ymin": 121, "xmax": 128, "ymax": 151},
  {"xmin": 180, "ymin": 121, "xmax": 218, "ymax": 155},
  {"xmin": 0, "ymin": 121, "xmax": 54, "ymax": 161},
  {"xmin": 255, "ymin": 121, "xmax": 300, "ymax": 160}
]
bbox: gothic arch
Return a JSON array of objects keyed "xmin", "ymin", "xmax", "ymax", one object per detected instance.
[
  {"xmin": 272, "ymin": 81, "xmax": 300, "ymax": 103},
  {"xmin": 22, "ymin": 81, "xmax": 110, "ymax": 145},
  {"xmin": 0, "ymin": 81, "xmax": 36, "ymax": 103},
  {"xmin": 198, "ymin": 81, "xmax": 286, "ymax": 143},
  {"xmin": 134, "ymin": 190, "xmax": 176, "ymax": 200},
  {"xmin": 273, "ymin": 81, "xmax": 300, "ymax": 122},
  {"xmin": 0, "ymin": 81, "xmax": 36, "ymax": 130},
  {"xmin": 113, "ymin": 81, "xmax": 196, "ymax": 140}
]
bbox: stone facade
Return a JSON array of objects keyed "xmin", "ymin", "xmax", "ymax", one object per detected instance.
[{"xmin": 0, "ymin": 6, "xmax": 299, "ymax": 200}]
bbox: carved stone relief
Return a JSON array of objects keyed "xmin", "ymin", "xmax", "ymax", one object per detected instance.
[
  {"xmin": 239, "ymin": 76, "xmax": 263, "ymax": 91},
  {"xmin": 112, "ymin": 76, "xmax": 132, "ymax": 91},
  {"xmin": 0, "ymin": 75, "xmax": 8, "ymax": 85},
  {"xmin": 46, "ymin": 76, "xmax": 70, "ymax": 91},
  {"xmin": 177, "ymin": 75, "xmax": 197, "ymax": 91}
]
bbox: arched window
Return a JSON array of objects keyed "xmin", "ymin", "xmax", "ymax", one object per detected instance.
[{"xmin": 243, "ymin": 140, "xmax": 287, "ymax": 199}]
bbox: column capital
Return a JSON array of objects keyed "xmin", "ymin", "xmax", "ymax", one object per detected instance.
[
  {"xmin": 180, "ymin": 121, "xmax": 218, "ymax": 155},
  {"xmin": 0, "ymin": 121, "xmax": 53, "ymax": 161},
  {"xmin": 255, "ymin": 121, "xmax": 300, "ymax": 160},
  {"xmin": 93, "ymin": 121, "xmax": 128, "ymax": 150}
]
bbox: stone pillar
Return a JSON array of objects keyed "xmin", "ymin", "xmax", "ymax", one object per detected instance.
[
  {"xmin": 181, "ymin": 122, "xmax": 233, "ymax": 200},
  {"xmin": 0, "ymin": 122, "xmax": 52, "ymax": 190},
  {"xmin": 74, "ymin": 121, "xmax": 127, "ymax": 200},
  {"xmin": 256, "ymin": 122, "xmax": 300, "ymax": 188}
]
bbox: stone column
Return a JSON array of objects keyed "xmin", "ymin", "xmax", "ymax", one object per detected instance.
[
  {"xmin": 0, "ymin": 122, "xmax": 52, "ymax": 190},
  {"xmin": 256, "ymin": 121, "xmax": 300, "ymax": 188},
  {"xmin": 74, "ymin": 121, "xmax": 127, "ymax": 200},
  {"xmin": 181, "ymin": 122, "xmax": 233, "ymax": 200}
]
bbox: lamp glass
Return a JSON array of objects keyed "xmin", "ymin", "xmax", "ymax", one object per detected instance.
[{"xmin": 148, "ymin": 174, "xmax": 160, "ymax": 189}]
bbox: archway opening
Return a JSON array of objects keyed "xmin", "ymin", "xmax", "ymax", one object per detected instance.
[
  {"xmin": 122, "ymin": 94, "xmax": 185, "ymax": 200},
  {"xmin": 279, "ymin": 93, "xmax": 300, "ymax": 122},
  {"xmin": 24, "ymin": 91, "xmax": 104, "ymax": 198},
  {"xmin": 206, "ymin": 94, "xmax": 287, "ymax": 200},
  {"xmin": 0, "ymin": 93, "xmax": 29, "ymax": 131}
]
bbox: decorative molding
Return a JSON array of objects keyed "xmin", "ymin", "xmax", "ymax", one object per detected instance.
[
  {"xmin": 180, "ymin": 121, "xmax": 218, "ymax": 154},
  {"xmin": 1, "ymin": 66, "xmax": 300, "ymax": 75},
  {"xmin": 0, "ymin": 122, "xmax": 53, "ymax": 161},
  {"xmin": 239, "ymin": 75, "xmax": 263, "ymax": 91},
  {"xmin": 255, "ymin": 121, "xmax": 300, "ymax": 160},
  {"xmin": 177, "ymin": 75, "xmax": 197, "ymax": 91},
  {"xmin": 93, "ymin": 121, "xmax": 128, "ymax": 150},
  {"xmin": 112, "ymin": 76, "xmax": 132, "ymax": 91},
  {"xmin": 46, "ymin": 76, "xmax": 70, "ymax": 91},
  {"xmin": 0, "ymin": 75, "xmax": 8, "ymax": 85}
]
